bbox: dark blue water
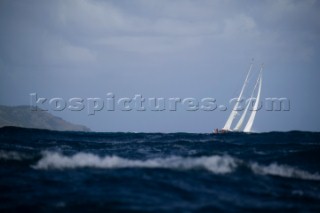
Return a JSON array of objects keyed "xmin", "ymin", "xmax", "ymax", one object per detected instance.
[{"xmin": 1, "ymin": 127, "xmax": 320, "ymax": 212}]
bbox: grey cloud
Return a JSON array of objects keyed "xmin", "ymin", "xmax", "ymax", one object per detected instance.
[{"xmin": 0, "ymin": 0, "xmax": 320, "ymax": 132}]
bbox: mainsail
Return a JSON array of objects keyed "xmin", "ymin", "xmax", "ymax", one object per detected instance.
[
  {"xmin": 222, "ymin": 63, "xmax": 263, "ymax": 133},
  {"xmin": 244, "ymin": 70, "xmax": 262, "ymax": 132},
  {"xmin": 222, "ymin": 62, "xmax": 253, "ymax": 131},
  {"xmin": 234, "ymin": 67, "xmax": 263, "ymax": 131}
]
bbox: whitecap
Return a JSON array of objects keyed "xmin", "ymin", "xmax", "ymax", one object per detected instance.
[
  {"xmin": 32, "ymin": 152, "xmax": 237, "ymax": 174},
  {"xmin": 0, "ymin": 150, "xmax": 27, "ymax": 160},
  {"xmin": 250, "ymin": 162, "xmax": 320, "ymax": 181}
]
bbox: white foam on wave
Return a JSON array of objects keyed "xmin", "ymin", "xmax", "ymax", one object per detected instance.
[
  {"xmin": 32, "ymin": 152, "xmax": 237, "ymax": 174},
  {"xmin": 32, "ymin": 152, "xmax": 320, "ymax": 181},
  {"xmin": 0, "ymin": 150, "xmax": 27, "ymax": 160},
  {"xmin": 250, "ymin": 163, "xmax": 320, "ymax": 181}
]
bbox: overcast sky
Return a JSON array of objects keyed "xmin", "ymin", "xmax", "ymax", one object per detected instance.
[{"xmin": 0, "ymin": 0, "xmax": 320, "ymax": 132}]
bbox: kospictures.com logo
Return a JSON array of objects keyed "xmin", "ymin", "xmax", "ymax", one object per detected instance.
[{"xmin": 30, "ymin": 93, "xmax": 290, "ymax": 115}]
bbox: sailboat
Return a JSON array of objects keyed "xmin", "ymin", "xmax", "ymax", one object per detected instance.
[{"xmin": 216, "ymin": 63, "xmax": 263, "ymax": 133}]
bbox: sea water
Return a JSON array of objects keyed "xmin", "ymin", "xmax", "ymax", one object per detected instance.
[{"xmin": 1, "ymin": 127, "xmax": 320, "ymax": 212}]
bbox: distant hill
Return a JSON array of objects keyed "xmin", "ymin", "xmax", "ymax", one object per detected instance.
[{"xmin": 0, "ymin": 105, "xmax": 90, "ymax": 132}]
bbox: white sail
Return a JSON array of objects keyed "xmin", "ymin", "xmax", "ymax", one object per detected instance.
[
  {"xmin": 233, "ymin": 71, "xmax": 261, "ymax": 131},
  {"xmin": 233, "ymin": 100, "xmax": 250, "ymax": 131},
  {"xmin": 222, "ymin": 62, "xmax": 253, "ymax": 130},
  {"xmin": 243, "ymin": 71, "xmax": 262, "ymax": 132}
]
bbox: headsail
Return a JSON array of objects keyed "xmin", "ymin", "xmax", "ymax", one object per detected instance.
[{"xmin": 222, "ymin": 61, "xmax": 253, "ymax": 131}]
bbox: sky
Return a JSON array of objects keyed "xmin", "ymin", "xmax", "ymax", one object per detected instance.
[{"xmin": 0, "ymin": 0, "xmax": 320, "ymax": 132}]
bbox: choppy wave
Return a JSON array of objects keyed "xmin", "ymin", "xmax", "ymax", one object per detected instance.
[
  {"xmin": 250, "ymin": 163, "xmax": 320, "ymax": 181},
  {"xmin": 2, "ymin": 127, "xmax": 320, "ymax": 211},
  {"xmin": 0, "ymin": 150, "xmax": 27, "ymax": 160},
  {"xmin": 33, "ymin": 152, "xmax": 237, "ymax": 174},
  {"xmin": 33, "ymin": 152, "xmax": 320, "ymax": 181}
]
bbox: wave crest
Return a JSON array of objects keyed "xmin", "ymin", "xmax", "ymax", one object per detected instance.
[
  {"xmin": 32, "ymin": 152, "xmax": 320, "ymax": 181},
  {"xmin": 0, "ymin": 150, "xmax": 27, "ymax": 160},
  {"xmin": 32, "ymin": 152, "xmax": 237, "ymax": 174},
  {"xmin": 250, "ymin": 163, "xmax": 320, "ymax": 181}
]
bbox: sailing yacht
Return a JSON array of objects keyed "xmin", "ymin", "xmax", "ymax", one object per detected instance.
[{"xmin": 216, "ymin": 63, "xmax": 263, "ymax": 133}]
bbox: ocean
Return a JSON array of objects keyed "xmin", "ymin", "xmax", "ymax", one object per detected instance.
[{"xmin": 0, "ymin": 127, "xmax": 320, "ymax": 212}]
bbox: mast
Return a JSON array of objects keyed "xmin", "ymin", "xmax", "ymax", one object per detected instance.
[
  {"xmin": 243, "ymin": 65, "xmax": 263, "ymax": 132},
  {"xmin": 223, "ymin": 60, "xmax": 254, "ymax": 130}
]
